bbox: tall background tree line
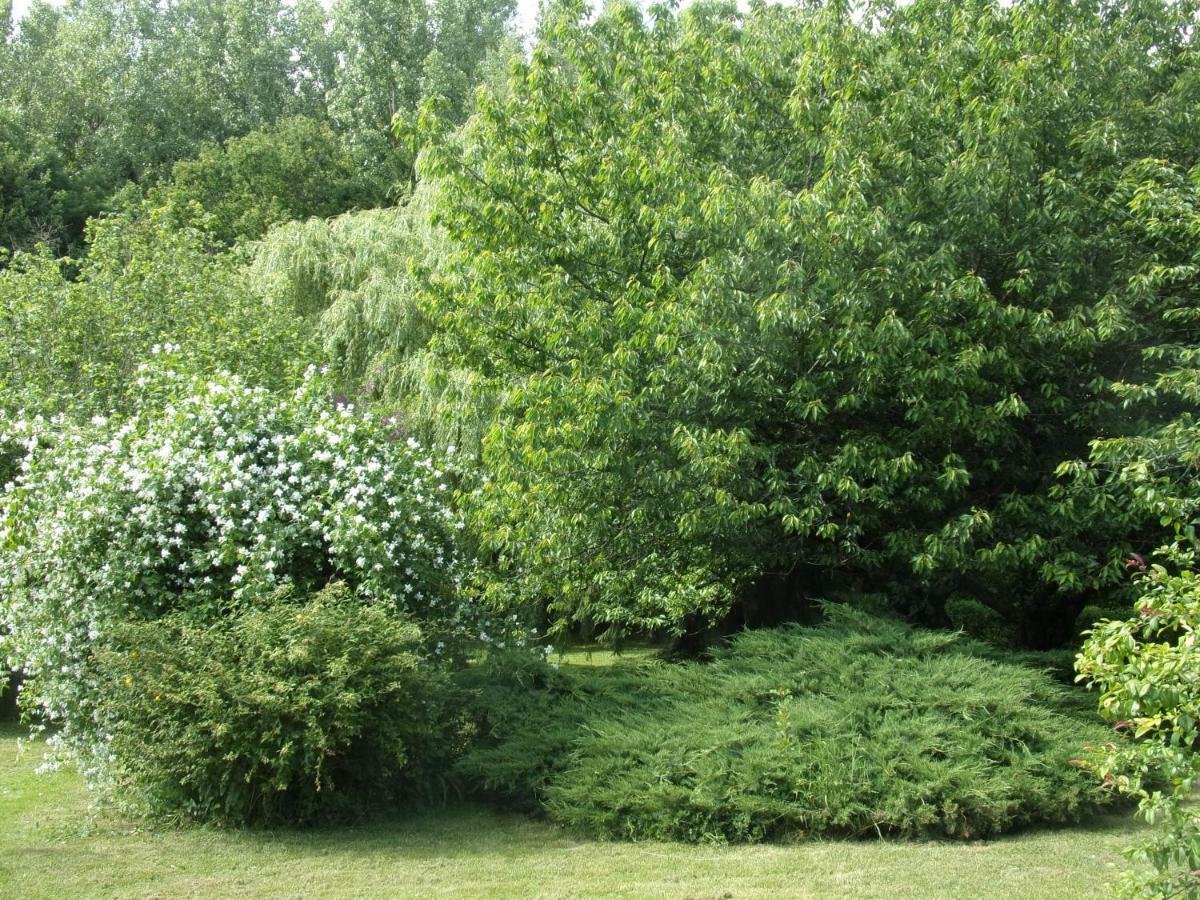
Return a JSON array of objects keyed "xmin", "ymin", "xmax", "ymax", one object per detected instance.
[{"xmin": 0, "ymin": 0, "xmax": 518, "ymax": 255}]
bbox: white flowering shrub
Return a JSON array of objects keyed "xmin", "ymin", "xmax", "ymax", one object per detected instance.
[
  {"xmin": 0, "ymin": 410, "xmax": 50, "ymax": 494},
  {"xmin": 0, "ymin": 411, "xmax": 57, "ymax": 722},
  {"xmin": 0, "ymin": 362, "xmax": 508, "ymax": 801}
]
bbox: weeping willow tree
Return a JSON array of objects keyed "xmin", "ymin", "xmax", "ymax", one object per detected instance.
[{"xmin": 249, "ymin": 182, "xmax": 498, "ymax": 452}]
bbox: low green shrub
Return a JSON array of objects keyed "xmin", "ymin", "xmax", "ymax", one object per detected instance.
[
  {"xmin": 98, "ymin": 583, "xmax": 465, "ymax": 825},
  {"xmin": 459, "ymin": 607, "xmax": 1115, "ymax": 842}
]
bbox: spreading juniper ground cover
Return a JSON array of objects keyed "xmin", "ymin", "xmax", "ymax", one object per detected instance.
[
  {"xmin": 3, "ymin": 1, "xmax": 1200, "ymax": 897},
  {"xmin": 460, "ymin": 609, "xmax": 1115, "ymax": 843}
]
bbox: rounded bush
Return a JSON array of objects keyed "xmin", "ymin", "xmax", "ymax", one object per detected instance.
[
  {"xmin": 99, "ymin": 583, "xmax": 463, "ymax": 825},
  {"xmin": 459, "ymin": 608, "xmax": 1116, "ymax": 842},
  {"xmin": 0, "ymin": 363, "xmax": 479, "ymax": 788}
]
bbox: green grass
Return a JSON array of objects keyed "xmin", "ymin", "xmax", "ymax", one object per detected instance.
[
  {"xmin": 0, "ymin": 723, "xmax": 1143, "ymax": 899},
  {"xmin": 551, "ymin": 643, "xmax": 659, "ymax": 667}
]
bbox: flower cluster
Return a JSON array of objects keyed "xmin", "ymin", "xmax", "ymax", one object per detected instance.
[{"xmin": 0, "ymin": 365, "xmax": 526, "ymax": 782}]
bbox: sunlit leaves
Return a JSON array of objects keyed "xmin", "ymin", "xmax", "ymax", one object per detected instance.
[{"xmin": 422, "ymin": 0, "xmax": 1200, "ymax": 637}]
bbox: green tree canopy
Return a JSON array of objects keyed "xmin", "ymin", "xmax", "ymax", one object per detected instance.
[
  {"xmin": 0, "ymin": 0, "xmax": 518, "ymax": 253},
  {"xmin": 251, "ymin": 182, "xmax": 497, "ymax": 451},
  {"xmin": 420, "ymin": 0, "xmax": 1200, "ymax": 639},
  {"xmin": 328, "ymin": 0, "xmax": 518, "ymax": 192},
  {"xmin": 1, "ymin": 0, "xmax": 315, "ymax": 250},
  {"xmin": 149, "ymin": 116, "xmax": 387, "ymax": 246}
]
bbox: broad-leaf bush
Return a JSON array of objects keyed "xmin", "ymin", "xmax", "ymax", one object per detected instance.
[
  {"xmin": 459, "ymin": 608, "xmax": 1115, "ymax": 842},
  {"xmin": 0, "ymin": 363, "xmax": 510, "ymax": 804},
  {"xmin": 98, "ymin": 583, "xmax": 465, "ymax": 825},
  {"xmin": 1073, "ymin": 173, "xmax": 1200, "ymax": 894},
  {"xmin": 1079, "ymin": 557, "xmax": 1200, "ymax": 897}
]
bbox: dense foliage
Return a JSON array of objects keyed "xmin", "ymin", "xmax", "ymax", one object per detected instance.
[
  {"xmin": 4, "ymin": 1, "xmax": 1200, "ymax": 888},
  {"xmin": 251, "ymin": 184, "xmax": 497, "ymax": 451},
  {"xmin": 0, "ymin": 0, "xmax": 517, "ymax": 254},
  {"xmin": 0, "ymin": 209, "xmax": 315, "ymax": 418},
  {"xmin": 327, "ymin": 0, "xmax": 518, "ymax": 189},
  {"xmin": 460, "ymin": 607, "xmax": 1115, "ymax": 842},
  {"xmin": 99, "ymin": 583, "xmax": 465, "ymax": 825},
  {"xmin": 0, "ymin": 366, "xmax": 487, "ymax": 793},
  {"xmin": 150, "ymin": 116, "xmax": 386, "ymax": 246},
  {"xmin": 1, "ymin": 0, "xmax": 314, "ymax": 252},
  {"xmin": 421, "ymin": 0, "xmax": 1200, "ymax": 642},
  {"xmin": 0, "ymin": 102, "xmax": 60, "ymax": 250},
  {"xmin": 1079, "ymin": 558, "xmax": 1200, "ymax": 897},
  {"xmin": 1074, "ymin": 217, "xmax": 1200, "ymax": 897}
]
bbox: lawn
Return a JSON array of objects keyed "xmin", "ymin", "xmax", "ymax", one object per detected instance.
[{"xmin": 0, "ymin": 723, "xmax": 1143, "ymax": 899}]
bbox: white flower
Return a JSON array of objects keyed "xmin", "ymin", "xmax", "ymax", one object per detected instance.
[{"xmin": 1, "ymin": 365, "xmax": 498, "ymax": 784}]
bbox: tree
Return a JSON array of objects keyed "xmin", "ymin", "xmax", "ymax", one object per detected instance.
[
  {"xmin": 150, "ymin": 116, "xmax": 386, "ymax": 246},
  {"xmin": 0, "ymin": 0, "xmax": 313, "ymax": 252},
  {"xmin": 0, "ymin": 0, "xmax": 520, "ymax": 253},
  {"xmin": 0, "ymin": 103, "xmax": 62, "ymax": 252},
  {"xmin": 250, "ymin": 181, "xmax": 496, "ymax": 452},
  {"xmin": 328, "ymin": 0, "xmax": 517, "ymax": 193},
  {"xmin": 420, "ymin": 0, "xmax": 1200, "ymax": 638}
]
